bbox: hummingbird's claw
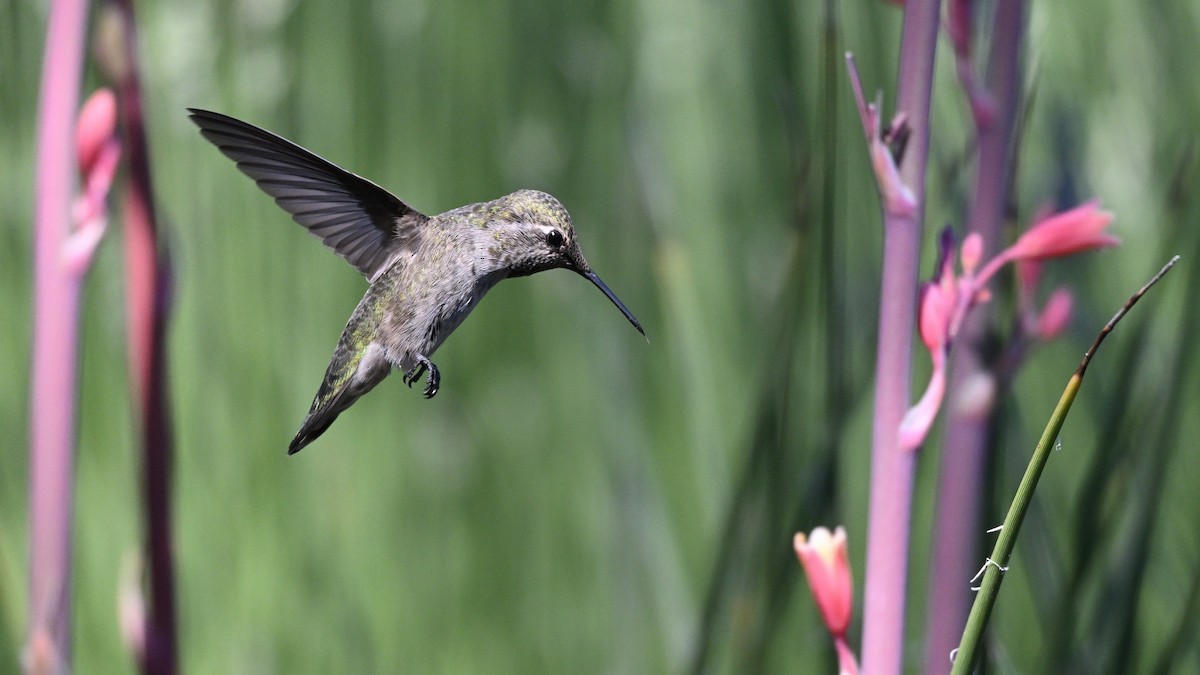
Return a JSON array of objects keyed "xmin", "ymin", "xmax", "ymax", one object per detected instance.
[
  {"xmin": 403, "ymin": 362, "xmax": 426, "ymax": 388},
  {"xmin": 423, "ymin": 365, "xmax": 440, "ymax": 398},
  {"xmin": 407, "ymin": 354, "xmax": 440, "ymax": 398}
]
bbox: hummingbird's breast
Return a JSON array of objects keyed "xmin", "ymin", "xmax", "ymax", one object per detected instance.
[{"xmin": 374, "ymin": 228, "xmax": 507, "ymax": 372}]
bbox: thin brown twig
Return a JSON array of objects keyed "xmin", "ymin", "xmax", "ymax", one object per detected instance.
[{"xmin": 1078, "ymin": 255, "xmax": 1180, "ymax": 377}]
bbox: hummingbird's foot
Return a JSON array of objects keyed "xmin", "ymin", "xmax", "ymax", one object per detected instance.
[
  {"xmin": 405, "ymin": 354, "xmax": 440, "ymax": 398},
  {"xmin": 403, "ymin": 363, "xmax": 426, "ymax": 388}
]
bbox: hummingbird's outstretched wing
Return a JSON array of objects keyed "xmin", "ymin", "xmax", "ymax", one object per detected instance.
[{"xmin": 189, "ymin": 108, "xmax": 428, "ymax": 281}]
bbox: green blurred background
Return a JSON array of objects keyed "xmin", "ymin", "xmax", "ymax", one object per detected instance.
[{"xmin": 4, "ymin": 0, "xmax": 1200, "ymax": 672}]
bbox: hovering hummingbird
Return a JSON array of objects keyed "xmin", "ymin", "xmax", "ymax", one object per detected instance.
[{"xmin": 189, "ymin": 109, "xmax": 644, "ymax": 454}]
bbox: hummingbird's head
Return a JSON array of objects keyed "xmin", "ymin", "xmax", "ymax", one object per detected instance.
[
  {"xmin": 486, "ymin": 189, "xmax": 583, "ymax": 277},
  {"xmin": 486, "ymin": 189, "xmax": 644, "ymax": 336}
]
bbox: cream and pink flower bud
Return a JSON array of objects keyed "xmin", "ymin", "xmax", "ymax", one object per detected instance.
[
  {"xmin": 794, "ymin": 526, "xmax": 853, "ymax": 637},
  {"xmin": 960, "ymin": 232, "xmax": 983, "ymax": 276}
]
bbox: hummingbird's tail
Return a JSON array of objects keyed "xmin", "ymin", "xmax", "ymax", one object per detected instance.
[
  {"xmin": 288, "ymin": 340, "xmax": 392, "ymax": 454},
  {"xmin": 288, "ymin": 403, "xmax": 344, "ymax": 454}
]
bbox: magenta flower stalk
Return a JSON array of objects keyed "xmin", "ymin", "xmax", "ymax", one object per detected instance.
[
  {"xmin": 923, "ymin": 1, "xmax": 1024, "ymax": 665},
  {"xmin": 27, "ymin": 0, "xmax": 98, "ymax": 668},
  {"xmin": 97, "ymin": 1, "xmax": 180, "ymax": 670},
  {"xmin": 909, "ymin": 205, "xmax": 1117, "ymax": 666},
  {"xmin": 850, "ymin": 0, "xmax": 942, "ymax": 672}
]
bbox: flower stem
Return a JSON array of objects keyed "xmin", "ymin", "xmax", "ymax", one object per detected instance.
[
  {"xmin": 27, "ymin": 0, "xmax": 91, "ymax": 668},
  {"xmin": 859, "ymin": 0, "xmax": 942, "ymax": 672},
  {"xmin": 951, "ymin": 256, "xmax": 1180, "ymax": 674},
  {"xmin": 924, "ymin": 0, "xmax": 1026, "ymax": 668},
  {"xmin": 100, "ymin": 1, "xmax": 180, "ymax": 670}
]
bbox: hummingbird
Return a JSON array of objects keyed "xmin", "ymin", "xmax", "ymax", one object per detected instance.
[{"xmin": 189, "ymin": 109, "xmax": 644, "ymax": 454}]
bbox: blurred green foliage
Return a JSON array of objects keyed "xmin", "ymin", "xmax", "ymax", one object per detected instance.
[{"xmin": 3, "ymin": 0, "xmax": 1200, "ymax": 672}]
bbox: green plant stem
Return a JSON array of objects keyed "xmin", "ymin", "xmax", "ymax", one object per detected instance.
[{"xmin": 951, "ymin": 255, "xmax": 1180, "ymax": 674}]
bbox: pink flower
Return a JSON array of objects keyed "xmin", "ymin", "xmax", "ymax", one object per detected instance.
[
  {"xmin": 975, "ymin": 201, "xmax": 1118, "ymax": 293},
  {"xmin": 903, "ymin": 230, "xmax": 958, "ymax": 450},
  {"xmin": 76, "ymin": 88, "xmax": 117, "ymax": 176},
  {"xmin": 960, "ymin": 232, "xmax": 983, "ymax": 276},
  {"xmin": 1034, "ymin": 288, "xmax": 1074, "ymax": 341},
  {"xmin": 64, "ymin": 89, "xmax": 120, "ymax": 275},
  {"xmin": 794, "ymin": 526, "xmax": 853, "ymax": 637},
  {"xmin": 918, "ymin": 282, "xmax": 953, "ymax": 356},
  {"xmin": 899, "ymin": 363, "xmax": 946, "ymax": 451},
  {"xmin": 1006, "ymin": 200, "xmax": 1119, "ymax": 262},
  {"xmin": 918, "ymin": 230, "xmax": 960, "ymax": 355},
  {"xmin": 903, "ymin": 202, "xmax": 1115, "ymax": 452},
  {"xmin": 795, "ymin": 527, "xmax": 859, "ymax": 674}
]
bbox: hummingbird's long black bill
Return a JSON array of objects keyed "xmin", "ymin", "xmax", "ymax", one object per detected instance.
[{"xmin": 579, "ymin": 270, "xmax": 645, "ymax": 337}]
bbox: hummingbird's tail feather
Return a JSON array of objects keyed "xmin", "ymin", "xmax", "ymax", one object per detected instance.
[
  {"xmin": 288, "ymin": 408, "xmax": 342, "ymax": 455},
  {"xmin": 287, "ymin": 337, "xmax": 392, "ymax": 454},
  {"xmin": 288, "ymin": 382, "xmax": 353, "ymax": 454}
]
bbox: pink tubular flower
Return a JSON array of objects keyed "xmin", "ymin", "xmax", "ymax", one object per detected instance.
[
  {"xmin": 795, "ymin": 526, "xmax": 859, "ymax": 675},
  {"xmin": 903, "ymin": 204, "xmax": 1115, "ymax": 451},
  {"xmin": 794, "ymin": 526, "xmax": 853, "ymax": 637},
  {"xmin": 918, "ymin": 283, "xmax": 952, "ymax": 357},
  {"xmin": 959, "ymin": 232, "xmax": 983, "ymax": 276},
  {"xmin": 1034, "ymin": 288, "xmax": 1074, "ymax": 341},
  {"xmin": 920, "ymin": 230, "xmax": 959, "ymax": 353},
  {"xmin": 1006, "ymin": 200, "xmax": 1119, "ymax": 262},
  {"xmin": 902, "ymin": 229, "xmax": 958, "ymax": 450},
  {"xmin": 64, "ymin": 89, "xmax": 120, "ymax": 275},
  {"xmin": 76, "ymin": 88, "xmax": 117, "ymax": 176},
  {"xmin": 899, "ymin": 364, "xmax": 946, "ymax": 451},
  {"xmin": 973, "ymin": 201, "xmax": 1118, "ymax": 300}
]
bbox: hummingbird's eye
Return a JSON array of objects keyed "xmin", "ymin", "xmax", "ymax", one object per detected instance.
[{"xmin": 545, "ymin": 229, "xmax": 564, "ymax": 248}]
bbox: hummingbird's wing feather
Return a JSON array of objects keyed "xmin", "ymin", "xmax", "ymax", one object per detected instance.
[{"xmin": 189, "ymin": 108, "xmax": 429, "ymax": 281}]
